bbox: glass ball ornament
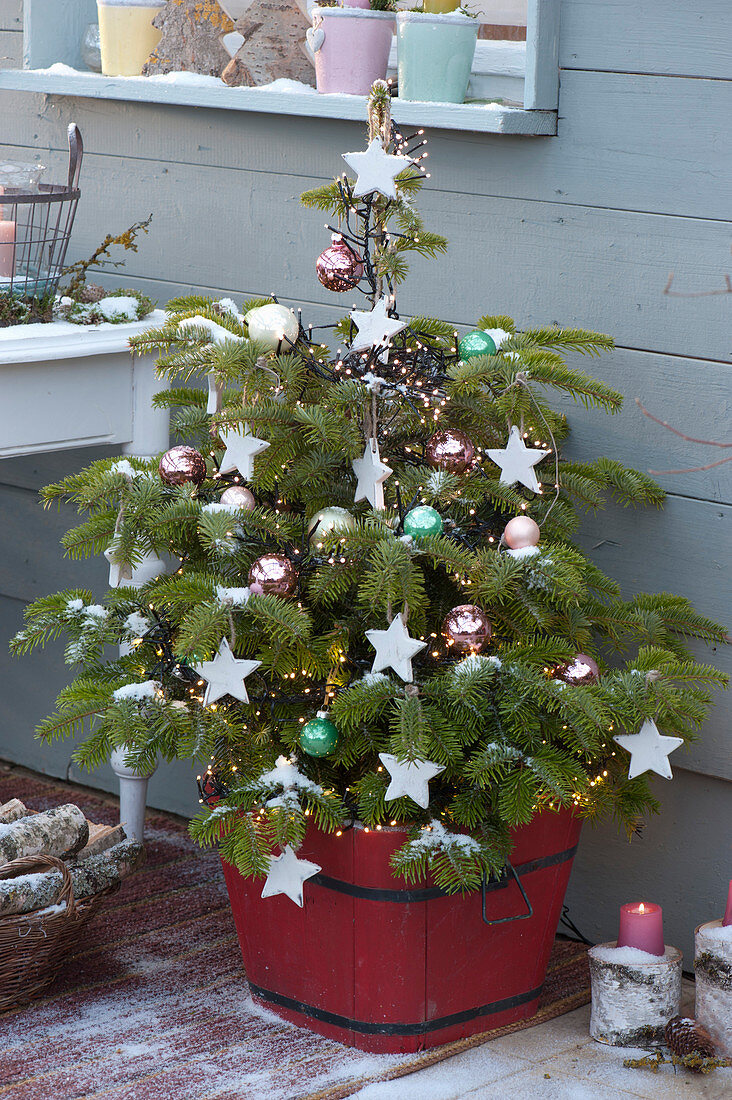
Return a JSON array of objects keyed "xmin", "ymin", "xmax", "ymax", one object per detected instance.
[
  {"xmin": 503, "ymin": 516, "xmax": 540, "ymax": 549},
  {"xmin": 299, "ymin": 715, "xmax": 339, "ymax": 758},
  {"xmin": 307, "ymin": 506, "xmax": 356, "ymax": 541},
  {"xmin": 555, "ymin": 653, "xmax": 600, "ymax": 686},
  {"xmin": 158, "ymin": 445, "xmax": 207, "ymax": 487},
  {"xmin": 316, "ymin": 234, "xmax": 364, "ymax": 292},
  {"xmin": 220, "ymin": 485, "xmax": 256, "ymax": 510},
  {"xmin": 458, "ymin": 330, "xmax": 497, "ymax": 361},
  {"xmin": 425, "ymin": 428, "xmax": 475, "ymax": 474},
  {"xmin": 441, "ymin": 604, "xmax": 492, "ymax": 653},
  {"xmin": 248, "ymin": 553, "xmax": 297, "ymax": 597},
  {"xmin": 403, "ymin": 505, "xmax": 443, "ymax": 539},
  {"xmin": 244, "ymin": 303, "xmax": 299, "ymax": 351}
]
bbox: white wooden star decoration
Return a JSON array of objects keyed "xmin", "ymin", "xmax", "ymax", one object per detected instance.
[
  {"xmin": 342, "ymin": 138, "xmax": 414, "ymax": 201},
  {"xmin": 261, "ymin": 845, "xmax": 322, "ymax": 907},
  {"xmin": 104, "ymin": 545, "xmax": 166, "ymax": 589},
  {"xmin": 378, "ymin": 753, "xmax": 445, "ymax": 810},
  {"xmin": 219, "ymin": 425, "xmax": 270, "ymax": 479},
  {"xmin": 352, "ymin": 437, "xmax": 392, "ymax": 510},
  {"xmin": 349, "ymin": 297, "xmax": 408, "ymax": 359},
  {"xmin": 193, "ymin": 638, "xmax": 261, "ymax": 706},
  {"xmin": 614, "ymin": 719, "xmax": 684, "ymax": 780},
  {"xmin": 366, "ymin": 613, "xmax": 426, "ymax": 682},
  {"xmin": 486, "ymin": 425, "xmax": 550, "ymax": 493}
]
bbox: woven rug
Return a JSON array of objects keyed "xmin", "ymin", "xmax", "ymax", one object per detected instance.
[{"xmin": 0, "ymin": 765, "xmax": 590, "ymax": 1100}]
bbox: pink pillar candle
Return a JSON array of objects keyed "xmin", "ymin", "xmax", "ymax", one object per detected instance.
[
  {"xmin": 617, "ymin": 901, "xmax": 665, "ymax": 956},
  {"xmin": 723, "ymin": 879, "xmax": 732, "ymax": 927},
  {"xmin": 0, "ymin": 210, "xmax": 15, "ymax": 279}
]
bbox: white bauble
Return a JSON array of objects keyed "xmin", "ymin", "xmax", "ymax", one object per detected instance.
[
  {"xmin": 245, "ymin": 304, "xmax": 299, "ymax": 351},
  {"xmin": 307, "ymin": 506, "xmax": 357, "ymax": 541}
]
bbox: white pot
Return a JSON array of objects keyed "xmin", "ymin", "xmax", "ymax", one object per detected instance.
[{"xmin": 0, "ymin": 310, "xmax": 169, "ymax": 459}]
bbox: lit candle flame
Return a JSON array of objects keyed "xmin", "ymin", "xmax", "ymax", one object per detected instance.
[{"xmin": 639, "ymin": 903, "xmax": 645, "ymax": 914}]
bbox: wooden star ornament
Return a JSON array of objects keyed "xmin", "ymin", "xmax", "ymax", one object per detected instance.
[
  {"xmin": 486, "ymin": 425, "xmax": 549, "ymax": 493},
  {"xmin": 261, "ymin": 845, "xmax": 322, "ymax": 906}
]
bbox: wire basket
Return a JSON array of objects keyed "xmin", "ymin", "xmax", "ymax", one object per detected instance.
[
  {"xmin": 0, "ymin": 124, "xmax": 83, "ymax": 301},
  {"xmin": 0, "ymin": 853, "xmax": 116, "ymax": 1013}
]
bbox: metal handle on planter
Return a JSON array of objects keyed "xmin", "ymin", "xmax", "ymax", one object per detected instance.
[
  {"xmin": 67, "ymin": 124, "xmax": 83, "ymax": 190},
  {"xmin": 481, "ymin": 860, "xmax": 533, "ymax": 926}
]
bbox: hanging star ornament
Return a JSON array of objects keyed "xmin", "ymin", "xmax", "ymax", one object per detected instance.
[
  {"xmin": 366, "ymin": 613, "xmax": 427, "ymax": 682},
  {"xmin": 104, "ymin": 545, "xmax": 166, "ymax": 589},
  {"xmin": 352, "ymin": 437, "xmax": 392, "ymax": 510},
  {"xmin": 486, "ymin": 425, "xmax": 550, "ymax": 493},
  {"xmin": 342, "ymin": 138, "xmax": 414, "ymax": 201},
  {"xmin": 260, "ymin": 845, "xmax": 322, "ymax": 907},
  {"xmin": 219, "ymin": 425, "xmax": 270, "ymax": 479},
  {"xmin": 614, "ymin": 719, "xmax": 684, "ymax": 780},
  {"xmin": 193, "ymin": 638, "xmax": 261, "ymax": 706},
  {"xmin": 378, "ymin": 753, "xmax": 445, "ymax": 810},
  {"xmin": 349, "ymin": 297, "xmax": 408, "ymax": 359}
]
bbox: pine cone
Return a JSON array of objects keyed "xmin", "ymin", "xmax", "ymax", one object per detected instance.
[
  {"xmin": 665, "ymin": 1015, "xmax": 716, "ymax": 1060},
  {"xmin": 76, "ymin": 283, "xmax": 106, "ymax": 304}
]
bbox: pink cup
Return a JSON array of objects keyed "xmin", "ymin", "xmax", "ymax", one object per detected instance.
[{"xmin": 311, "ymin": 8, "xmax": 395, "ymax": 96}]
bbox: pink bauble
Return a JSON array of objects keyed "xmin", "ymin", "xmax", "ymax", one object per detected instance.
[
  {"xmin": 441, "ymin": 604, "xmax": 492, "ymax": 653},
  {"xmin": 425, "ymin": 429, "xmax": 475, "ymax": 474},
  {"xmin": 220, "ymin": 485, "xmax": 256, "ymax": 510},
  {"xmin": 316, "ymin": 234, "xmax": 364, "ymax": 293},
  {"xmin": 248, "ymin": 553, "xmax": 297, "ymax": 598},
  {"xmin": 158, "ymin": 445, "xmax": 207, "ymax": 487},
  {"xmin": 555, "ymin": 653, "xmax": 600, "ymax": 686},
  {"xmin": 503, "ymin": 516, "xmax": 541, "ymax": 549}
]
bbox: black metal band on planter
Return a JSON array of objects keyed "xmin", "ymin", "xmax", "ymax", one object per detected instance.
[
  {"xmin": 309, "ymin": 843, "xmax": 579, "ymax": 904},
  {"xmin": 248, "ymin": 981, "xmax": 543, "ymax": 1037}
]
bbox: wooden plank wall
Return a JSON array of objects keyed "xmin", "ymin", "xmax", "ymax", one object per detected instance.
[{"xmin": 0, "ymin": 0, "xmax": 729, "ymax": 955}]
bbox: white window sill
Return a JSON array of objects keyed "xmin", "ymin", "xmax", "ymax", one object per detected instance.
[{"xmin": 0, "ymin": 61, "xmax": 556, "ymax": 137}]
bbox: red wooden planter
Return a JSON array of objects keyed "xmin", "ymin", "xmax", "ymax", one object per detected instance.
[{"xmin": 221, "ymin": 808, "xmax": 581, "ymax": 1052}]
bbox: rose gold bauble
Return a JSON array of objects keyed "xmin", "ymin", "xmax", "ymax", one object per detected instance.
[
  {"xmin": 158, "ymin": 445, "xmax": 207, "ymax": 486},
  {"xmin": 441, "ymin": 604, "xmax": 492, "ymax": 653},
  {"xmin": 220, "ymin": 485, "xmax": 256, "ymax": 509},
  {"xmin": 248, "ymin": 553, "xmax": 297, "ymax": 598},
  {"xmin": 425, "ymin": 428, "xmax": 476, "ymax": 474},
  {"xmin": 555, "ymin": 653, "xmax": 600, "ymax": 686},
  {"xmin": 316, "ymin": 234, "xmax": 364, "ymax": 292},
  {"xmin": 503, "ymin": 516, "xmax": 541, "ymax": 549}
]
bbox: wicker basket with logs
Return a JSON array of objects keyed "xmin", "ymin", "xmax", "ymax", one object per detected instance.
[{"xmin": 0, "ymin": 799, "xmax": 144, "ymax": 1012}]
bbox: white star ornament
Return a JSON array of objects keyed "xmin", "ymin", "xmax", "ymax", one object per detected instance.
[
  {"xmin": 486, "ymin": 425, "xmax": 550, "ymax": 493},
  {"xmin": 342, "ymin": 138, "xmax": 414, "ymax": 201},
  {"xmin": 193, "ymin": 638, "xmax": 261, "ymax": 706},
  {"xmin": 614, "ymin": 719, "xmax": 684, "ymax": 780},
  {"xmin": 366, "ymin": 613, "xmax": 427, "ymax": 682},
  {"xmin": 261, "ymin": 845, "xmax": 322, "ymax": 907},
  {"xmin": 352, "ymin": 437, "xmax": 392, "ymax": 510},
  {"xmin": 378, "ymin": 753, "xmax": 445, "ymax": 810},
  {"xmin": 104, "ymin": 546, "xmax": 166, "ymax": 589},
  {"xmin": 219, "ymin": 425, "xmax": 270, "ymax": 479},
  {"xmin": 349, "ymin": 297, "xmax": 407, "ymax": 358}
]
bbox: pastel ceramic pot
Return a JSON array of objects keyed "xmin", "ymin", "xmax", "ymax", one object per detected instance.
[
  {"xmin": 396, "ymin": 11, "xmax": 478, "ymax": 104},
  {"xmin": 97, "ymin": 0, "xmax": 164, "ymax": 76},
  {"xmin": 310, "ymin": 7, "xmax": 396, "ymax": 96}
]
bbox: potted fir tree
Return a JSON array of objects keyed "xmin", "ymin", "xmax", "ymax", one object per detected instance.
[
  {"xmin": 12, "ymin": 84, "xmax": 726, "ymax": 1051},
  {"xmin": 309, "ymin": 0, "xmax": 396, "ymax": 95}
]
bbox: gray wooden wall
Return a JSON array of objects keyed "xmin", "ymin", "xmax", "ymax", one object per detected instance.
[{"xmin": 0, "ymin": 0, "xmax": 729, "ymax": 958}]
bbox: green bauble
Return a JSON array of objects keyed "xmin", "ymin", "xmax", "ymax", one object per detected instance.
[
  {"xmin": 458, "ymin": 330, "xmax": 497, "ymax": 360},
  {"xmin": 300, "ymin": 716, "xmax": 339, "ymax": 758},
  {"xmin": 404, "ymin": 505, "xmax": 444, "ymax": 539}
]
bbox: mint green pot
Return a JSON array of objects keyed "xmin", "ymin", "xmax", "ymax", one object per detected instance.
[{"xmin": 396, "ymin": 12, "xmax": 478, "ymax": 104}]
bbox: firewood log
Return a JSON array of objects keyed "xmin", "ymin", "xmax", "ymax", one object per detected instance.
[
  {"xmin": 0, "ymin": 799, "xmax": 28, "ymax": 824},
  {"xmin": 76, "ymin": 823, "xmax": 127, "ymax": 860},
  {"xmin": 0, "ymin": 839, "xmax": 144, "ymax": 917},
  {"xmin": 0, "ymin": 804, "xmax": 89, "ymax": 864}
]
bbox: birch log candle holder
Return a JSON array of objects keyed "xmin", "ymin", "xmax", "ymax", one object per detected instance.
[
  {"xmin": 694, "ymin": 919, "xmax": 732, "ymax": 1057},
  {"xmin": 588, "ymin": 942, "xmax": 683, "ymax": 1047}
]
